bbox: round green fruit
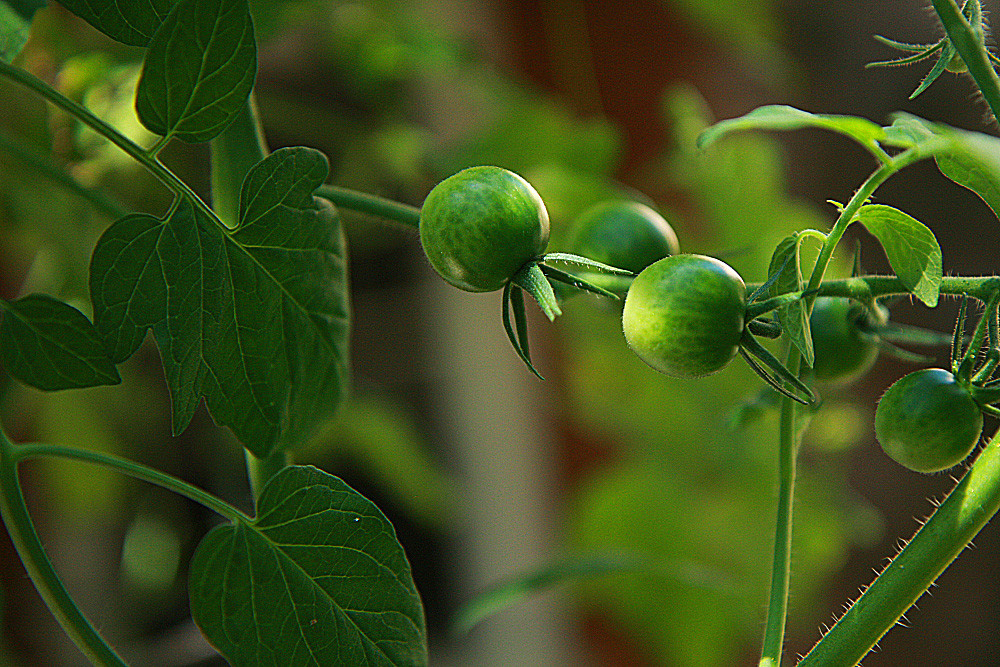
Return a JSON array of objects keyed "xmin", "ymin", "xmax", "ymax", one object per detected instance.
[
  {"xmin": 809, "ymin": 297, "xmax": 882, "ymax": 383},
  {"xmin": 622, "ymin": 254, "xmax": 747, "ymax": 378},
  {"xmin": 566, "ymin": 200, "xmax": 679, "ymax": 275},
  {"xmin": 419, "ymin": 166, "xmax": 549, "ymax": 292},
  {"xmin": 875, "ymin": 368, "xmax": 983, "ymax": 473}
]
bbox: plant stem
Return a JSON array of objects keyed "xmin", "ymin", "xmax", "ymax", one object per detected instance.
[
  {"xmin": 315, "ymin": 184, "xmax": 421, "ymax": 230},
  {"xmin": 799, "ymin": 427, "xmax": 1000, "ymax": 665},
  {"xmin": 931, "ymin": 0, "xmax": 1000, "ymax": 126},
  {"xmin": 0, "ymin": 432, "xmax": 127, "ymax": 666},
  {"xmin": 758, "ymin": 147, "xmax": 930, "ymax": 665},
  {"xmin": 0, "ymin": 60, "xmax": 217, "ymax": 224},
  {"xmin": 245, "ymin": 449, "xmax": 291, "ymax": 501},
  {"xmin": 759, "ymin": 352, "xmax": 803, "ymax": 667},
  {"xmin": 12, "ymin": 443, "xmax": 249, "ymax": 523}
]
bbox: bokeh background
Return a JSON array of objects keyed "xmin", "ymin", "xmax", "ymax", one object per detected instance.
[{"xmin": 1, "ymin": 0, "xmax": 999, "ymax": 665}]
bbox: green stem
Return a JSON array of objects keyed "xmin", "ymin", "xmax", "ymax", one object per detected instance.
[
  {"xmin": 759, "ymin": 148, "xmax": 925, "ymax": 665},
  {"xmin": 315, "ymin": 184, "xmax": 421, "ymax": 230},
  {"xmin": 210, "ymin": 95, "xmax": 269, "ymax": 228},
  {"xmin": 799, "ymin": 428, "xmax": 1000, "ymax": 665},
  {"xmin": 759, "ymin": 352, "xmax": 803, "ymax": 667},
  {"xmin": 12, "ymin": 443, "xmax": 249, "ymax": 523},
  {"xmin": 0, "ymin": 60, "xmax": 217, "ymax": 224},
  {"xmin": 931, "ymin": 0, "xmax": 1000, "ymax": 126},
  {"xmin": 245, "ymin": 449, "xmax": 292, "ymax": 501},
  {"xmin": 0, "ymin": 433, "xmax": 127, "ymax": 666}
]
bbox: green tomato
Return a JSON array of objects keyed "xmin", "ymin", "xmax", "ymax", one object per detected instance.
[
  {"xmin": 622, "ymin": 254, "xmax": 747, "ymax": 378},
  {"xmin": 419, "ymin": 166, "xmax": 549, "ymax": 292},
  {"xmin": 566, "ymin": 200, "xmax": 680, "ymax": 275},
  {"xmin": 809, "ymin": 297, "xmax": 882, "ymax": 383},
  {"xmin": 875, "ymin": 368, "xmax": 983, "ymax": 473}
]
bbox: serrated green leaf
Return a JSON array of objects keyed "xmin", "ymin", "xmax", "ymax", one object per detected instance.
[
  {"xmin": 883, "ymin": 114, "xmax": 1000, "ymax": 221},
  {"xmin": 697, "ymin": 105, "xmax": 886, "ymax": 152},
  {"xmin": 135, "ymin": 0, "xmax": 256, "ymax": 143},
  {"xmin": 189, "ymin": 465, "xmax": 427, "ymax": 666},
  {"xmin": 56, "ymin": 0, "xmax": 176, "ymax": 46},
  {"xmin": 0, "ymin": 294, "xmax": 121, "ymax": 390},
  {"xmin": 855, "ymin": 204, "xmax": 942, "ymax": 307},
  {"xmin": 767, "ymin": 233, "xmax": 813, "ymax": 366},
  {"xmin": 90, "ymin": 148, "xmax": 349, "ymax": 456}
]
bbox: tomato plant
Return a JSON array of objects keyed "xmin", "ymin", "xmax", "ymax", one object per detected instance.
[{"xmin": 4, "ymin": 1, "xmax": 1000, "ymax": 666}]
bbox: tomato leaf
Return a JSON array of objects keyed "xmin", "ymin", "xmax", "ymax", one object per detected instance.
[
  {"xmin": 135, "ymin": 0, "xmax": 256, "ymax": 143},
  {"xmin": 0, "ymin": 294, "xmax": 121, "ymax": 390},
  {"xmin": 55, "ymin": 0, "xmax": 176, "ymax": 47},
  {"xmin": 884, "ymin": 114, "xmax": 1000, "ymax": 222},
  {"xmin": 453, "ymin": 553, "xmax": 640, "ymax": 636},
  {"xmin": 697, "ymin": 106, "xmax": 886, "ymax": 154},
  {"xmin": 90, "ymin": 147, "xmax": 349, "ymax": 456},
  {"xmin": 767, "ymin": 233, "xmax": 814, "ymax": 367},
  {"xmin": 189, "ymin": 465, "xmax": 428, "ymax": 666},
  {"xmin": 0, "ymin": 0, "xmax": 42, "ymax": 62},
  {"xmin": 855, "ymin": 204, "xmax": 942, "ymax": 307}
]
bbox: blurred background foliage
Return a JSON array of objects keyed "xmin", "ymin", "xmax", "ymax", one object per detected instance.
[{"xmin": 1, "ymin": 0, "xmax": 999, "ymax": 665}]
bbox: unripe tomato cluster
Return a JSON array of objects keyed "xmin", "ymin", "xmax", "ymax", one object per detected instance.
[{"xmin": 418, "ymin": 166, "xmax": 991, "ymax": 476}]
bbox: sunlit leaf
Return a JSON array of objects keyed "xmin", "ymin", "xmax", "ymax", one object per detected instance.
[
  {"xmin": 56, "ymin": 0, "xmax": 176, "ymax": 46},
  {"xmin": 0, "ymin": 0, "xmax": 41, "ymax": 62},
  {"xmin": 884, "ymin": 114, "xmax": 1000, "ymax": 222},
  {"xmin": 189, "ymin": 465, "xmax": 428, "ymax": 666},
  {"xmin": 855, "ymin": 204, "xmax": 942, "ymax": 307},
  {"xmin": 0, "ymin": 294, "xmax": 120, "ymax": 390},
  {"xmin": 767, "ymin": 233, "xmax": 813, "ymax": 367},
  {"xmin": 135, "ymin": 0, "xmax": 256, "ymax": 142},
  {"xmin": 90, "ymin": 147, "xmax": 349, "ymax": 456},
  {"xmin": 697, "ymin": 105, "xmax": 886, "ymax": 152}
]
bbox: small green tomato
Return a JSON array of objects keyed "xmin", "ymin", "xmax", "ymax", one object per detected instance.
[
  {"xmin": 875, "ymin": 368, "xmax": 983, "ymax": 473},
  {"xmin": 622, "ymin": 254, "xmax": 747, "ymax": 378},
  {"xmin": 419, "ymin": 166, "xmax": 549, "ymax": 292},
  {"xmin": 567, "ymin": 200, "xmax": 679, "ymax": 275},
  {"xmin": 809, "ymin": 297, "xmax": 882, "ymax": 383}
]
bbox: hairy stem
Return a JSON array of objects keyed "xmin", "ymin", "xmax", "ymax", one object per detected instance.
[
  {"xmin": 799, "ymin": 428, "xmax": 1000, "ymax": 665},
  {"xmin": 759, "ymin": 352, "xmax": 803, "ymax": 667},
  {"xmin": 931, "ymin": 0, "xmax": 1000, "ymax": 126},
  {"xmin": 0, "ymin": 432, "xmax": 127, "ymax": 666}
]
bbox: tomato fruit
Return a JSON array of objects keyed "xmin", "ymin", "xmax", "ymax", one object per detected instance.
[
  {"xmin": 874, "ymin": 368, "xmax": 983, "ymax": 473},
  {"xmin": 809, "ymin": 297, "xmax": 882, "ymax": 383},
  {"xmin": 566, "ymin": 200, "xmax": 679, "ymax": 276},
  {"xmin": 419, "ymin": 166, "xmax": 549, "ymax": 292},
  {"xmin": 622, "ymin": 254, "xmax": 746, "ymax": 378}
]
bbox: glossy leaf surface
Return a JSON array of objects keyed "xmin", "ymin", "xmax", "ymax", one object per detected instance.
[
  {"xmin": 0, "ymin": 294, "xmax": 120, "ymax": 390},
  {"xmin": 855, "ymin": 204, "xmax": 942, "ymax": 307},
  {"xmin": 189, "ymin": 465, "xmax": 427, "ymax": 666},
  {"xmin": 767, "ymin": 233, "xmax": 813, "ymax": 367},
  {"xmin": 697, "ymin": 105, "xmax": 886, "ymax": 153},
  {"xmin": 56, "ymin": 0, "xmax": 175, "ymax": 46},
  {"xmin": 90, "ymin": 148, "xmax": 349, "ymax": 456},
  {"xmin": 135, "ymin": 0, "xmax": 256, "ymax": 142}
]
